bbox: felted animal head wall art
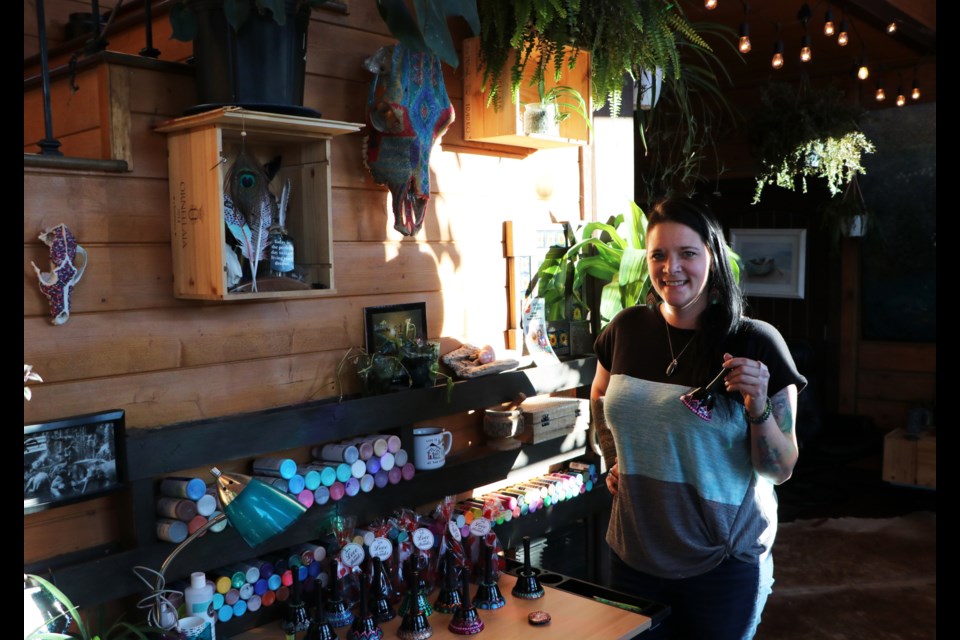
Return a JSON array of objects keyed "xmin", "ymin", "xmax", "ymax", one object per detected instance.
[
  {"xmin": 30, "ymin": 224, "xmax": 87, "ymax": 325},
  {"xmin": 362, "ymin": 44, "xmax": 455, "ymax": 236}
]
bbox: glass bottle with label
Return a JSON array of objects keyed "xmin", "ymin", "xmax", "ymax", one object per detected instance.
[{"xmin": 268, "ymin": 224, "xmax": 295, "ymax": 278}]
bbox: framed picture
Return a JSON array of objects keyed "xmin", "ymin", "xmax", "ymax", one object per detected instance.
[
  {"xmin": 364, "ymin": 302, "xmax": 428, "ymax": 353},
  {"xmin": 729, "ymin": 228, "xmax": 807, "ymax": 299},
  {"xmin": 24, "ymin": 409, "xmax": 126, "ymax": 514}
]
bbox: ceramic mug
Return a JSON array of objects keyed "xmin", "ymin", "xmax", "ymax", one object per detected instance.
[
  {"xmin": 412, "ymin": 427, "xmax": 453, "ymax": 470},
  {"xmin": 177, "ymin": 615, "xmax": 210, "ymax": 640}
]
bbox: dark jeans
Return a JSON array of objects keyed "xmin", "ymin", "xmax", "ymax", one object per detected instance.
[{"xmin": 610, "ymin": 552, "xmax": 773, "ymax": 640}]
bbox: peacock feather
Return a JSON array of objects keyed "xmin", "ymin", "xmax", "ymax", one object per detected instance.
[{"xmin": 224, "ymin": 149, "xmax": 276, "ymax": 292}]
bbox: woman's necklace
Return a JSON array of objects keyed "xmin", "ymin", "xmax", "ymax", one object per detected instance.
[{"xmin": 663, "ymin": 315, "xmax": 697, "ymax": 377}]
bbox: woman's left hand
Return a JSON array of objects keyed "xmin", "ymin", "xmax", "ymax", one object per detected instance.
[{"xmin": 722, "ymin": 352, "xmax": 770, "ymax": 418}]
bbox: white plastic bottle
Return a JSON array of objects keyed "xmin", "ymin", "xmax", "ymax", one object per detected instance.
[{"xmin": 183, "ymin": 571, "xmax": 216, "ymax": 640}]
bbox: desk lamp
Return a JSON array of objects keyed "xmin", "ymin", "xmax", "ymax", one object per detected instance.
[{"xmin": 136, "ymin": 467, "xmax": 308, "ymax": 631}]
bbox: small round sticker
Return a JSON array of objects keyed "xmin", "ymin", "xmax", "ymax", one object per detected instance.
[
  {"xmin": 469, "ymin": 517, "xmax": 492, "ymax": 537},
  {"xmin": 448, "ymin": 520, "xmax": 462, "ymax": 542},
  {"xmin": 369, "ymin": 537, "xmax": 393, "ymax": 561},
  {"xmin": 412, "ymin": 527, "xmax": 435, "ymax": 551},
  {"xmin": 340, "ymin": 542, "xmax": 365, "ymax": 568}
]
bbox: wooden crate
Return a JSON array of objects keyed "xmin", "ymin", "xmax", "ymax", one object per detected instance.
[
  {"xmin": 882, "ymin": 428, "xmax": 936, "ymax": 489},
  {"xmin": 462, "ymin": 37, "xmax": 591, "ymax": 149},
  {"xmin": 155, "ymin": 108, "xmax": 361, "ymax": 300},
  {"xmin": 518, "ymin": 396, "xmax": 589, "ymax": 444}
]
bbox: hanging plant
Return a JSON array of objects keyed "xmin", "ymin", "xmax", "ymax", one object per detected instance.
[{"xmin": 750, "ymin": 82, "xmax": 876, "ymax": 204}]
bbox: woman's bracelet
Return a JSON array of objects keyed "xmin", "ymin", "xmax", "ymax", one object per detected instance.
[{"xmin": 745, "ymin": 398, "xmax": 773, "ymax": 424}]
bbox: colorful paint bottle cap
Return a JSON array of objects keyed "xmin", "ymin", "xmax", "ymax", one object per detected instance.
[
  {"xmin": 156, "ymin": 518, "xmax": 188, "ymax": 543},
  {"xmin": 400, "ymin": 462, "xmax": 416, "ymax": 481},
  {"xmin": 316, "ymin": 443, "xmax": 359, "ymax": 464},
  {"xmin": 371, "ymin": 437, "xmax": 389, "ymax": 458},
  {"xmin": 287, "ymin": 555, "xmax": 302, "ymax": 569},
  {"xmin": 365, "ymin": 456, "xmax": 381, "ymax": 475},
  {"xmin": 233, "ymin": 599, "xmax": 247, "ymax": 617},
  {"xmin": 212, "ymin": 592, "xmax": 225, "ymax": 610},
  {"xmin": 350, "ymin": 459, "xmax": 367, "ymax": 479},
  {"xmin": 213, "ymin": 575, "xmax": 232, "ymax": 595},
  {"xmin": 252, "ymin": 456, "xmax": 297, "ymax": 480},
  {"xmin": 393, "ymin": 449, "xmax": 408, "ymax": 467},
  {"xmin": 251, "ymin": 559, "xmax": 273, "ymax": 579},
  {"xmin": 194, "ymin": 493, "xmax": 217, "ymax": 517},
  {"xmin": 317, "ymin": 466, "xmax": 337, "ymax": 487},
  {"xmin": 307, "ymin": 561, "xmax": 321, "ymax": 579},
  {"xmin": 286, "ymin": 474, "xmax": 306, "ymax": 495},
  {"xmin": 356, "ymin": 441, "xmax": 374, "ymax": 461},
  {"xmin": 187, "ymin": 515, "xmax": 208, "ymax": 535},
  {"xmin": 281, "ymin": 570, "xmax": 293, "ymax": 588},
  {"xmin": 374, "ymin": 469, "xmax": 389, "ymax": 488},
  {"xmin": 206, "ymin": 511, "xmax": 228, "ymax": 533},
  {"xmin": 261, "ymin": 590, "xmax": 276, "ymax": 607},
  {"xmin": 378, "ymin": 451, "xmax": 395, "ymax": 471},
  {"xmin": 236, "ymin": 563, "xmax": 260, "ymax": 584},
  {"xmin": 216, "ymin": 604, "xmax": 233, "ymax": 622},
  {"xmin": 156, "ymin": 497, "xmax": 198, "ymax": 522},
  {"xmin": 345, "ymin": 477, "xmax": 360, "ymax": 497},
  {"xmin": 160, "ymin": 477, "xmax": 206, "ymax": 501},
  {"xmin": 254, "ymin": 578, "xmax": 269, "ymax": 596},
  {"xmin": 314, "ymin": 485, "xmax": 330, "ymax": 505},
  {"xmin": 276, "ymin": 585, "xmax": 290, "ymax": 602},
  {"xmin": 387, "ymin": 467, "xmax": 402, "ymax": 485},
  {"xmin": 246, "ymin": 594, "xmax": 262, "ymax": 612},
  {"xmin": 267, "ymin": 574, "xmax": 282, "ymax": 592},
  {"xmin": 360, "ymin": 474, "xmax": 375, "ymax": 493},
  {"xmin": 329, "ymin": 481, "xmax": 345, "ymax": 501},
  {"xmin": 299, "ymin": 467, "xmax": 321, "ymax": 491},
  {"xmin": 296, "ymin": 488, "xmax": 314, "ymax": 508},
  {"xmin": 239, "ymin": 582, "xmax": 254, "ymax": 600},
  {"xmin": 225, "ymin": 588, "xmax": 240, "ymax": 606}
]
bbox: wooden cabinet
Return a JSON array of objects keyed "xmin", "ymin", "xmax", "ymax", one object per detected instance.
[
  {"xmin": 462, "ymin": 38, "xmax": 591, "ymax": 149},
  {"xmin": 155, "ymin": 108, "xmax": 362, "ymax": 300},
  {"xmin": 882, "ymin": 428, "xmax": 936, "ymax": 489}
]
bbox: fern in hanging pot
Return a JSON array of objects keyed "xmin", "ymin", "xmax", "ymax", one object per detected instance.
[{"xmin": 750, "ymin": 82, "xmax": 876, "ymax": 204}]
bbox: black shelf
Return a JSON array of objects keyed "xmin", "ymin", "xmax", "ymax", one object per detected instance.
[{"xmin": 30, "ymin": 358, "xmax": 597, "ymax": 610}]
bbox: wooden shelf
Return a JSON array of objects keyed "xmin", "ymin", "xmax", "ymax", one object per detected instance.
[
  {"xmin": 462, "ymin": 38, "xmax": 591, "ymax": 149},
  {"xmin": 155, "ymin": 108, "xmax": 362, "ymax": 300},
  {"xmin": 27, "ymin": 358, "xmax": 598, "ymax": 611}
]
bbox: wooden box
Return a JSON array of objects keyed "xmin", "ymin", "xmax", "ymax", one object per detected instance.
[
  {"xmin": 882, "ymin": 427, "xmax": 936, "ymax": 489},
  {"xmin": 155, "ymin": 108, "xmax": 361, "ymax": 300},
  {"xmin": 462, "ymin": 37, "xmax": 591, "ymax": 149},
  {"xmin": 518, "ymin": 396, "xmax": 589, "ymax": 444}
]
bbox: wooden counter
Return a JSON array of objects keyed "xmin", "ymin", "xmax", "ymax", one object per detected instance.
[{"xmin": 230, "ymin": 582, "xmax": 651, "ymax": 639}]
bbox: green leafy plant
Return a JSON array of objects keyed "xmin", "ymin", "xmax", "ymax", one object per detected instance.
[
  {"xmin": 169, "ymin": 0, "xmax": 313, "ymax": 41},
  {"xmin": 750, "ymin": 82, "xmax": 876, "ymax": 204},
  {"xmin": 376, "ymin": 0, "xmax": 480, "ymax": 68},
  {"xmin": 24, "ymin": 574, "xmax": 161, "ymax": 640}
]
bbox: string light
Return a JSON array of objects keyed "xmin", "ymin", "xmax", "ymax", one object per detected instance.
[
  {"xmin": 874, "ymin": 79, "xmax": 885, "ymax": 102},
  {"xmin": 824, "ymin": 9, "xmax": 835, "ymax": 36},
  {"xmin": 705, "ymin": 0, "xmax": 718, "ymax": 10},
  {"xmin": 896, "ymin": 77, "xmax": 906, "ymax": 106},
  {"xmin": 857, "ymin": 55, "xmax": 869, "ymax": 80},
  {"xmin": 886, "ymin": 21, "xmax": 897, "ymax": 34},
  {"xmin": 772, "ymin": 39, "xmax": 784, "ymax": 70},
  {"xmin": 739, "ymin": 22, "xmax": 752, "ymax": 53},
  {"xmin": 800, "ymin": 34, "xmax": 812, "ymax": 62},
  {"xmin": 911, "ymin": 78, "xmax": 921, "ymax": 100},
  {"xmin": 798, "ymin": 4, "xmax": 812, "ymax": 63},
  {"xmin": 838, "ymin": 18, "xmax": 850, "ymax": 46}
]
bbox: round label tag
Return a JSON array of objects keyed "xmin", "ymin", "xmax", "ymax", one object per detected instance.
[
  {"xmin": 469, "ymin": 517, "xmax": 492, "ymax": 537},
  {"xmin": 412, "ymin": 527, "xmax": 435, "ymax": 551},
  {"xmin": 448, "ymin": 520, "xmax": 462, "ymax": 542},
  {"xmin": 340, "ymin": 542, "xmax": 365, "ymax": 568},
  {"xmin": 369, "ymin": 537, "xmax": 393, "ymax": 561}
]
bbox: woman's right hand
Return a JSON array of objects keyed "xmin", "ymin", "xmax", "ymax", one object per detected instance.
[{"xmin": 606, "ymin": 463, "xmax": 619, "ymax": 496}]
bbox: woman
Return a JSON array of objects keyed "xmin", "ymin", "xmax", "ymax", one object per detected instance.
[{"xmin": 591, "ymin": 197, "xmax": 806, "ymax": 639}]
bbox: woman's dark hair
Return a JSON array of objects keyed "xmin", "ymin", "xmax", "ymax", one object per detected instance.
[{"xmin": 647, "ymin": 197, "xmax": 744, "ymax": 374}]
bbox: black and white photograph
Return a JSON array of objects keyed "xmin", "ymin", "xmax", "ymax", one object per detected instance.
[{"xmin": 24, "ymin": 410, "xmax": 125, "ymax": 513}]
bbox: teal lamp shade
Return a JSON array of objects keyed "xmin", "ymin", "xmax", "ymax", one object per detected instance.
[{"xmin": 212, "ymin": 467, "xmax": 307, "ymax": 547}]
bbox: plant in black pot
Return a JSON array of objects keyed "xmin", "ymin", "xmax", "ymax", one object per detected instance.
[{"xmin": 169, "ymin": 0, "xmax": 325, "ymax": 116}]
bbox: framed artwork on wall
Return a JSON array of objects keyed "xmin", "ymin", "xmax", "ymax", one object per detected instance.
[
  {"xmin": 24, "ymin": 409, "xmax": 126, "ymax": 514},
  {"xmin": 729, "ymin": 228, "xmax": 807, "ymax": 299},
  {"xmin": 364, "ymin": 302, "xmax": 429, "ymax": 353}
]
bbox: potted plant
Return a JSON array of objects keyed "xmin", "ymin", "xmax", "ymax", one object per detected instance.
[
  {"xmin": 522, "ymin": 84, "xmax": 593, "ymax": 137},
  {"xmin": 821, "ymin": 171, "xmax": 869, "ymax": 241},
  {"xmin": 168, "ymin": 0, "xmax": 479, "ymax": 114},
  {"xmin": 749, "ymin": 82, "xmax": 876, "ymax": 204}
]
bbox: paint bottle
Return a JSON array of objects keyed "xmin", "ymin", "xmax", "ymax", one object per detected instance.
[
  {"xmin": 160, "ymin": 476, "xmax": 206, "ymax": 501},
  {"xmin": 314, "ymin": 443, "xmax": 360, "ymax": 464},
  {"xmin": 156, "ymin": 518, "xmax": 188, "ymax": 543},
  {"xmin": 393, "ymin": 449, "xmax": 409, "ymax": 468},
  {"xmin": 156, "ymin": 497, "xmax": 198, "ymax": 522},
  {"xmin": 183, "ymin": 571, "xmax": 216, "ymax": 640},
  {"xmin": 195, "ymin": 493, "xmax": 217, "ymax": 517},
  {"xmin": 252, "ymin": 456, "xmax": 297, "ymax": 480},
  {"xmin": 378, "ymin": 451, "xmax": 396, "ymax": 471},
  {"xmin": 297, "ymin": 465, "xmax": 322, "ymax": 491}
]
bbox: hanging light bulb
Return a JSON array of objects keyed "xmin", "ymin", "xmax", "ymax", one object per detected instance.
[
  {"xmin": 800, "ymin": 34, "xmax": 812, "ymax": 62},
  {"xmin": 705, "ymin": 0, "xmax": 718, "ymax": 10},
  {"xmin": 739, "ymin": 22, "xmax": 752, "ymax": 53},
  {"xmin": 911, "ymin": 79, "xmax": 921, "ymax": 100},
  {"xmin": 824, "ymin": 9, "xmax": 836, "ymax": 36},
  {"xmin": 838, "ymin": 18, "xmax": 850, "ymax": 46},
  {"xmin": 772, "ymin": 40, "xmax": 785, "ymax": 69},
  {"xmin": 857, "ymin": 56, "xmax": 870, "ymax": 80},
  {"xmin": 886, "ymin": 21, "xmax": 897, "ymax": 34},
  {"xmin": 896, "ymin": 86, "xmax": 906, "ymax": 107},
  {"xmin": 875, "ymin": 79, "xmax": 885, "ymax": 102}
]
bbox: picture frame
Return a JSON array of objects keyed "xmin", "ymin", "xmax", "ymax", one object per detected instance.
[
  {"xmin": 24, "ymin": 409, "xmax": 126, "ymax": 514},
  {"xmin": 364, "ymin": 302, "xmax": 429, "ymax": 353},
  {"xmin": 729, "ymin": 228, "xmax": 807, "ymax": 299}
]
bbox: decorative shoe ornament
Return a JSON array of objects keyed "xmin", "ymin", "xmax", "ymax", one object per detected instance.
[{"xmin": 30, "ymin": 224, "xmax": 87, "ymax": 325}]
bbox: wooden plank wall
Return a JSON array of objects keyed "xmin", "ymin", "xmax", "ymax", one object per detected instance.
[{"xmin": 24, "ymin": 7, "xmax": 584, "ymax": 564}]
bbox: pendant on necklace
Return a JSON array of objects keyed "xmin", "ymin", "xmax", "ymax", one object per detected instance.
[{"xmin": 666, "ymin": 359, "xmax": 679, "ymax": 376}]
